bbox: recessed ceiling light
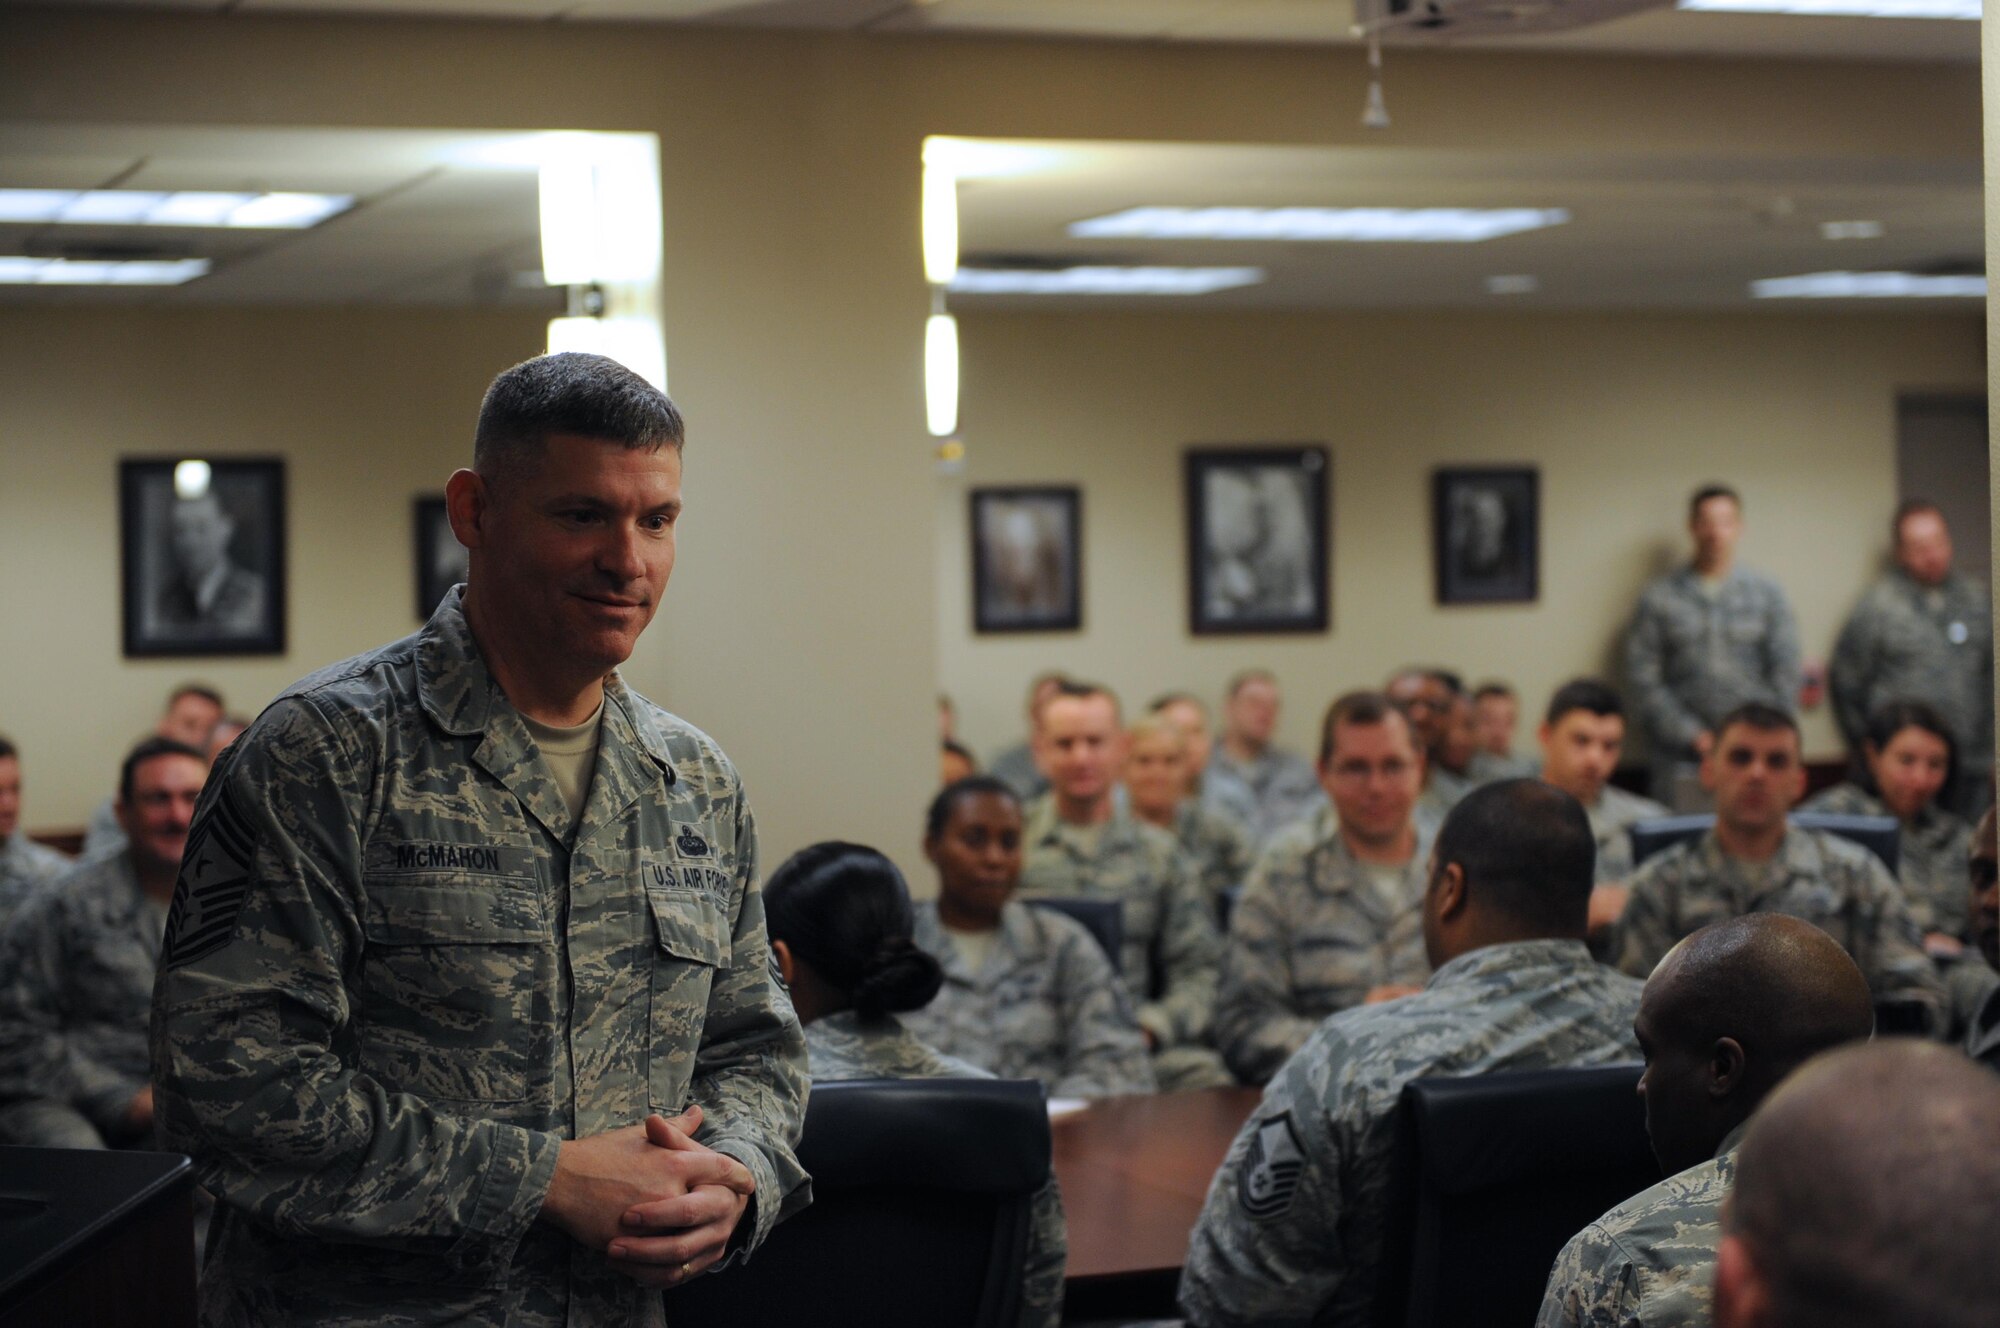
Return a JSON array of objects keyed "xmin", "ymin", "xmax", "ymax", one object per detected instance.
[
  {"xmin": 0, "ymin": 189, "xmax": 353, "ymax": 229},
  {"xmin": 949, "ymin": 266, "xmax": 1265, "ymax": 295},
  {"xmin": 1820, "ymin": 220, "xmax": 1885, "ymax": 240},
  {"xmin": 1068, "ymin": 207, "xmax": 1570, "ymax": 243},
  {"xmin": 1485, "ymin": 274, "xmax": 1540, "ymax": 295},
  {"xmin": 1679, "ymin": 0, "xmax": 1976, "ymax": 16},
  {"xmin": 0, "ymin": 255, "xmax": 211, "ymax": 285},
  {"xmin": 1750, "ymin": 271, "xmax": 1985, "ymax": 298}
]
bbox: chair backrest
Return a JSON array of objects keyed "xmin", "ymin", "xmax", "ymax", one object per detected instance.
[
  {"xmin": 1628, "ymin": 812, "xmax": 1900, "ymax": 874},
  {"xmin": 662, "ymin": 1078, "xmax": 1050, "ymax": 1328},
  {"xmin": 1374, "ymin": 1064, "xmax": 1660, "ymax": 1328},
  {"xmin": 1024, "ymin": 895, "xmax": 1124, "ymax": 973}
]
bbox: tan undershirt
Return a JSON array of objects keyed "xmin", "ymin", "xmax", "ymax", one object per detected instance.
[
  {"xmin": 942, "ymin": 922, "xmax": 1001, "ymax": 976},
  {"xmin": 1361, "ymin": 860, "xmax": 1412, "ymax": 913},
  {"xmin": 521, "ymin": 702, "xmax": 605, "ymax": 837}
]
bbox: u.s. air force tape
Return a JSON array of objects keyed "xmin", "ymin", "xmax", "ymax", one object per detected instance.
[
  {"xmin": 162, "ymin": 786, "xmax": 257, "ymax": 970},
  {"xmin": 1238, "ymin": 1111, "xmax": 1307, "ymax": 1221}
]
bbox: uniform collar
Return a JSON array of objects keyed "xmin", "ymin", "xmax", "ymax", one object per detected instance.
[
  {"xmin": 1426, "ymin": 938, "xmax": 1595, "ymax": 989},
  {"xmin": 1697, "ymin": 826, "xmax": 1821, "ymax": 901},
  {"xmin": 1714, "ymin": 1119, "xmax": 1751, "ymax": 1161}
]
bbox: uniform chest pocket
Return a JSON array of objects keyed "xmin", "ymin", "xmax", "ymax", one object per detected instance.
[
  {"xmin": 645, "ymin": 886, "xmax": 729, "ymax": 1111},
  {"xmin": 357, "ymin": 877, "xmax": 550, "ymax": 1105}
]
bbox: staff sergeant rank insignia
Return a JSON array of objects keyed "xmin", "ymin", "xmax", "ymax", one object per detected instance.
[
  {"xmin": 1238, "ymin": 1112, "xmax": 1306, "ymax": 1221},
  {"xmin": 676, "ymin": 825, "xmax": 710, "ymax": 858}
]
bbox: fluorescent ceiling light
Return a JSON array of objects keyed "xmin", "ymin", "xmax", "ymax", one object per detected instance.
[
  {"xmin": 1820, "ymin": 220, "xmax": 1885, "ymax": 240},
  {"xmin": 1485, "ymin": 274, "xmax": 1540, "ymax": 295},
  {"xmin": 1679, "ymin": 0, "xmax": 1976, "ymax": 16},
  {"xmin": 1751, "ymin": 271, "xmax": 1986, "ymax": 298},
  {"xmin": 950, "ymin": 266, "xmax": 1265, "ymax": 296},
  {"xmin": 1069, "ymin": 207, "xmax": 1570, "ymax": 243},
  {"xmin": 922, "ymin": 138, "xmax": 1066, "ymax": 181},
  {"xmin": 0, "ymin": 189, "xmax": 352, "ymax": 228},
  {"xmin": 925, "ymin": 313, "xmax": 959, "ymax": 438},
  {"xmin": 0, "ymin": 255, "xmax": 211, "ymax": 285}
]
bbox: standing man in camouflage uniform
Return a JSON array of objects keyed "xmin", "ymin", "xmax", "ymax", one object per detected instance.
[
  {"xmin": 1830, "ymin": 500, "xmax": 1992, "ymax": 811},
  {"xmin": 1615, "ymin": 704, "xmax": 1943, "ymax": 1028},
  {"xmin": 150, "ymin": 353, "xmax": 809, "ymax": 1327},
  {"xmin": 1217, "ymin": 692, "xmax": 1434, "ymax": 1086},
  {"xmin": 1020, "ymin": 681, "xmax": 1230, "ymax": 1091},
  {"xmin": 0, "ymin": 737, "xmax": 205, "ymax": 1148},
  {"xmin": 1180, "ymin": 780, "xmax": 1644, "ymax": 1328},
  {"xmin": 0, "ymin": 736, "xmax": 72, "ymax": 925},
  {"xmin": 1536, "ymin": 914, "xmax": 1874, "ymax": 1328},
  {"xmin": 1210, "ymin": 670, "xmax": 1321, "ymax": 849},
  {"xmin": 1625, "ymin": 485, "xmax": 1801, "ymax": 810}
]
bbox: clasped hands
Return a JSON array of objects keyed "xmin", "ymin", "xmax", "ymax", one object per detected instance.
[{"xmin": 541, "ymin": 1104, "xmax": 755, "ymax": 1288}]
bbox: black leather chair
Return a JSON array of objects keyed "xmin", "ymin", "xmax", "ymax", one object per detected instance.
[
  {"xmin": 1024, "ymin": 895, "xmax": 1124, "ymax": 973},
  {"xmin": 1373, "ymin": 1064, "xmax": 1660, "ymax": 1328},
  {"xmin": 662, "ymin": 1078, "xmax": 1050, "ymax": 1328},
  {"xmin": 1627, "ymin": 812, "xmax": 1900, "ymax": 874}
]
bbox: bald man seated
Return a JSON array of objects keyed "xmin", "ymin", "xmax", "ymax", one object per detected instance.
[
  {"xmin": 1714, "ymin": 1040, "xmax": 2000, "ymax": 1328},
  {"xmin": 1535, "ymin": 915, "xmax": 1874, "ymax": 1328}
]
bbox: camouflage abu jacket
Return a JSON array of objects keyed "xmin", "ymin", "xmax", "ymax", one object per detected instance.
[{"xmin": 149, "ymin": 589, "xmax": 810, "ymax": 1328}]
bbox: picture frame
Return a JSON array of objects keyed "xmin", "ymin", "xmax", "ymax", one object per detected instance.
[
  {"xmin": 970, "ymin": 486, "xmax": 1082, "ymax": 633},
  {"xmin": 1185, "ymin": 445, "xmax": 1330, "ymax": 635},
  {"xmin": 414, "ymin": 495, "xmax": 467, "ymax": 621},
  {"xmin": 1433, "ymin": 466, "xmax": 1539, "ymax": 605},
  {"xmin": 119, "ymin": 457, "xmax": 286, "ymax": 658}
]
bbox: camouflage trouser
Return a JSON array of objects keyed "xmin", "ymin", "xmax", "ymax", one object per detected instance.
[
  {"xmin": 1153, "ymin": 1044, "xmax": 1237, "ymax": 1092},
  {"xmin": 0, "ymin": 1099, "xmax": 107, "ymax": 1149}
]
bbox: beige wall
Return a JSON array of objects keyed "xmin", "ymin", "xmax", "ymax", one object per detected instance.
[
  {"xmin": 0, "ymin": 10, "xmax": 1982, "ymax": 867},
  {"xmin": 0, "ymin": 307, "xmax": 548, "ymax": 826},
  {"xmin": 941, "ymin": 309, "xmax": 1987, "ymax": 766}
]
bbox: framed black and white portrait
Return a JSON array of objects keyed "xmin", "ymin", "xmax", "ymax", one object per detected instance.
[
  {"xmin": 970, "ymin": 487, "xmax": 1082, "ymax": 633},
  {"xmin": 120, "ymin": 458, "xmax": 286, "ymax": 657},
  {"xmin": 1185, "ymin": 445, "xmax": 1330, "ymax": 635},
  {"xmin": 414, "ymin": 496, "xmax": 467, "ymax": 621},
  {"xmin": 1433, "ymin": 466, "xmax": 1539, "ymax": 605}
]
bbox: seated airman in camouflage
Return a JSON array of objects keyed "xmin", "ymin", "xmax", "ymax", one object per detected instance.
[
  {"xmin": 1800, "ymin": 699, "xmax": 1972, "ymax": 943},
  {"xmin": 1615, "ymin": 704, "xmax": 1945, "ymax": 1031},
  {"xmin": 1217, "ymin": 691, "xmax": 1434, "ymax": 1086},
  {"xmin": 1148, "ymin": 691, "xmax": 1260, "ymax": 833},
  {"xmin": 764, "ymin": 839, "xmax": 1066, "ymax": 1328},
  {"xmin": 1537, "ymin": 914, "xmax": 1874, "ymax": 1328},
  {"xmin": 1958, "ymin": 809, "xmax": 2000, "ymax": 1071},
  {"xmin": 1019, "ymin": 681, "xmax": 1230, "ymax": 1092},
  {"xmin": 1180, "ymin": 780, "xmax": 1644, "ymax": 1328},
  {"xmin": 1712, "ymin": 1041, "xmax": 2000, "ymax": 1328},
  {"xmin": 906, "ymin": 777, "xmax": 1154, "ymax": 1098},
  {"xmin": 1829, "ymin": 500, "xmax": 1992, "ymax": 814},
  {"xmin": 1418, "ymin": 692, "xmax": 1485, "ymax": 819},
  {"xmin": 988, "ymin": 672, "xmax": 1067, "ymax": 803},
  {"xmin": 1208, "ymin": 671, "xmax": 1322, "ymax": 849},
  {"xmin": 0, "ymin": 737, "xmax": 205, "ymax": 1148},
  {"xmin": 1124, "ymin": 712, "xmax": 1253, "ymax": 919},
  {"xmin": 0, "ymin": 736, "xmax": 72, "ymax": 926},
  {"xmin": 1534, "ymin": 680, "xmax": 1668, "ymax": 947},
  {"xmin": 1469, "ymin": 680, "xmax": 1541, "ymax": 781}
]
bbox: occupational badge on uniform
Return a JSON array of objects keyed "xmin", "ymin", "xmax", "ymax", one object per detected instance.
[
  {"xmin": 676, "ymin": 826, "xmax": 710, "ymax": 858},
  {"xmin": 1238, "ymin": 1111, "xmax": 1306, "ymax": 1221},
  {"xmin": 162, "ymin": 785, "xmax": 256, "ymax": 969}
]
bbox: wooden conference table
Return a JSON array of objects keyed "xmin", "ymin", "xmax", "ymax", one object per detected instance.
[{"xmin": 1050, "ymin": 1086, "xmax": 1262, "ymax": 1317}]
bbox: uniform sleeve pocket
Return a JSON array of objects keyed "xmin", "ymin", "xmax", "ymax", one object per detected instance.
[
  {"xmin": 647, "ymin": 889, "xmax": 727, "ymax": 967},
  {"xmin": 363, "ymin": 878, "xmax": 546, "ymax": 945}
]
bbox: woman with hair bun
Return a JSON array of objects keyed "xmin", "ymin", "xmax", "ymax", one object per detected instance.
[
  {"xmin": 764, "ymin": 839, "xmax": 1065, "ymax": 1328},
  {"xmin": 904, "ymin": 777, "xmax": 1154, "ymax": 1098}
]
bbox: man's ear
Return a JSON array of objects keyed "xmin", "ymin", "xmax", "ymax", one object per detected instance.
[
  {"xmin": 1709, "ymin": 1036, "xmax": 1747, "ymax": 1098},
  {"xmin": 770, "ymin": 939, "xmax": 796, "ymax": 988},
  {"xmin": 1433, "ymin": 861, "xmax": 1468, "ymax": 924},
  {"xmin": 445, "ymin": 469, "xmax": 487, "ymax": 551}
]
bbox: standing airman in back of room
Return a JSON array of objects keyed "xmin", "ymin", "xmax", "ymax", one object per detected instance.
[
  {"xmin": 1829, "ymin": 499, "xmax": 1992, "ymax": 810},
  {"xmin": 1019, "ymin": 681, "xmax": 1230, "ymax": 1091},
  {"xmin": 1181, "ymin": 781, "xmax": 1644, "ymax": 1328},
  {"xmin": 0, "ymin": 736, "xmax": 72, "ymax": 925},
  {"xmin": 150, "ymin": 353, "xmax": 809, "ymax": 1328},
  {"xmin": 1535, "ymin": 915, "xmax": 1874, "ymax": 1328},
  {"xmin": 1216, "ymin": 692, "xmax": 1434, "ymax": 1086},
  {"xmin": 1625, "ymin": 486, "xmax": 1801, "ymax": 810}
]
